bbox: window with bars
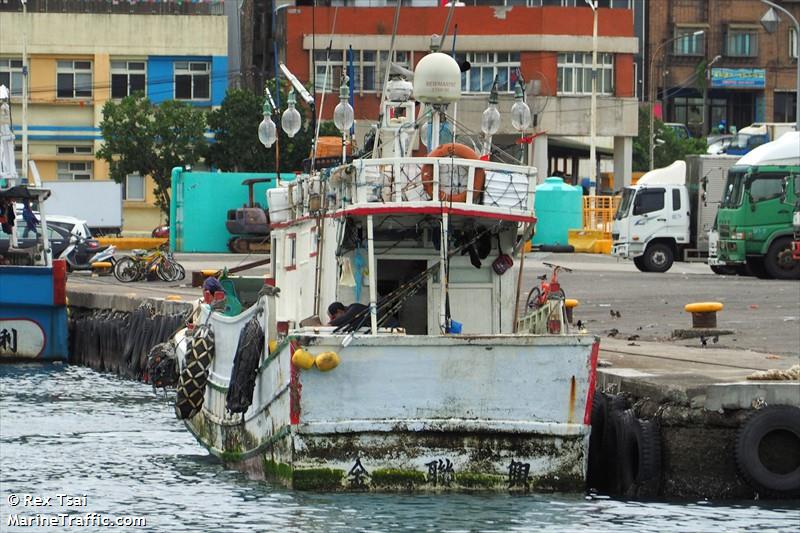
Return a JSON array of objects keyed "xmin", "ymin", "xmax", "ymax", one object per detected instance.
[
  {"xmin": 111, "ymin": 60, "xmax": 146, "ymax": 99},
  {"xmin": 0, "ymin": 58, "xmax": 23, "ymax": 98},
  {"xmin": 174, "ymin": 61, "xmax": 210, "ymax": 101},
  {"xmin": 557, "ymin": 52, "xmax": 614, "ymax": 95},
  {"xmin": 313, "ymin": 50, "xmax": 411, "ymax": 94},
  {"xmin": 726, "ymin": 28, "xmax": 758, "ymax": 58},
  {"xmin": 57, "ymin": 60, "xmax": 93, "ymax": 99},
  {"xmin": 455, "ymin": 52, "xmax": 521, "ymax": 93},
  {"xmin": 57, "ymin": 161, "xmax": 92, "ymax": 181},
  {"xmin": 673, "ymin": 27, "xmax": 705, "ymax": 56}
]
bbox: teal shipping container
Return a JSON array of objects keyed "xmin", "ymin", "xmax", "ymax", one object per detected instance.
[
  {"xmin": 169, "ymin": 167, "xmax": 295, "ymax": 253},
  {"xmin": 532, "ymin": 177, "xmax": 583, "ymax": 246}
]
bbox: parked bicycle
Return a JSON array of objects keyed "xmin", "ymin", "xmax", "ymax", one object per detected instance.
[
  {"xmin": 525, "ymin": 262, "xmax": 572, "ymax": 311},
  {"xmin": 113, "ymin": 244, "xmax": 185, "ymax": 283}
]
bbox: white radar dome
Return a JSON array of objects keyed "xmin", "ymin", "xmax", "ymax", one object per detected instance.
[{"xmin": 413, "ymin": 52, "xmax": 461, "ymax": 104}]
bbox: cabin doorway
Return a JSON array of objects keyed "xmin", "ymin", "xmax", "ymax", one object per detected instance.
[{"xmin": 376, "ymin": 259, "xmax": 428, "ymax": 334}]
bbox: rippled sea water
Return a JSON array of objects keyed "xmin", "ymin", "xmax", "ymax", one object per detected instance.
[{"xmin": 1, "ymin": 364, "xmax": 797, "ymax": 533}]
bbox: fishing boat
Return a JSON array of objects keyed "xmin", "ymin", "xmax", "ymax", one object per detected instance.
[
  {"xmin": 0, "ymin": 86, "xmax": 69, "ymax": 362},
  {"xmin": 172, "ymin": 47, "xmax": 599, "ymax": 492}
]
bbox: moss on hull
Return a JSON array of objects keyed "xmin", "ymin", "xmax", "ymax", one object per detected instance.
[
  {"xmin": 263, "ymin": 459, "xmax": 294, "ymax": 484},
  {"xmin": 293, "ymin": 468, "xmax": 345, "ymax": 491},
  {"xmin": 370, "ymin": 468, "xmax": 427, "ymax": 489}
]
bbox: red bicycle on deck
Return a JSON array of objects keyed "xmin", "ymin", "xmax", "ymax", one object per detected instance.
[{"xmin": 523, "ymin": 262, "xmax": 572, "ymax": 334}]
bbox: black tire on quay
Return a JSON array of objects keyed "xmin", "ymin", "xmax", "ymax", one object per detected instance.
[
  {"xmin": 587, "ymin": 391, "xmax": 607, "ymax": 491},
  {"xmin": 600, "ymin": 394, "xmax": 627, "ymax": 493},
  {"xmin": 735, "ymin": 405, "xmax": 800, "ymax": 498},
  {"xmin": 615, "ymin": 410, "xmax": 662, "ymax": 495},
  {"xmin": 633, "ymin": 255, "xmax": 648, "ymax": 272},
  {"xmin": 746, "ymin": 256, "xmax": 772, "ymax": 279}
]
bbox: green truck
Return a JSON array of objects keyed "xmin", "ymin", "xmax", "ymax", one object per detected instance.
[{"xmin": 717, "ymin": 132, "xmax": 800, "ymax": 280}]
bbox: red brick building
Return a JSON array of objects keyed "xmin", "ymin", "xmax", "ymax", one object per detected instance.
[
  {"xmin": 277, "ymin": 4, "xmax": 640, "ymax": 187},
  {"xmin": 647, "ymin": 0, "xmax": 799, "ymax": 135}
]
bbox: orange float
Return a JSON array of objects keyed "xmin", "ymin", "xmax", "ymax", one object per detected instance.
[{"xmin": 421, "ymin": 143, "xmax": 485, "ymax": 203}]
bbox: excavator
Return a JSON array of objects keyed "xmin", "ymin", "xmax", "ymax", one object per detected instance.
[{"xmin": 225, "ymin": 178, "xmax": 271, "ymax": 253}]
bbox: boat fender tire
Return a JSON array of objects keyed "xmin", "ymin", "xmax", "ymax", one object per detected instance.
[
  {"xmin": 615, "ymin": 409, "xmax": 641, "ymax": 493},
  {"xmin": 735, "ymin": 405, "xmax": 800, "ymax": 497},
  {"xmin": 587, "ymin": 391, "xmax": 607, "ymax": 490},
  {"xmin": 600, "ymin": 395, "xmax": 627, "ymax": 492},
  {"xmin": 421, "ymin": 143, "xmax": 485, "ymax": 203},
  {"xmin": 226, "ymin": 317, "xmax": 265, "ymax": 414},
  {"xmin": 175, "ymin": 324, "xmax": 215, "ymax": 420}
]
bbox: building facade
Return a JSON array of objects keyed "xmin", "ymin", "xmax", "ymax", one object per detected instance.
[
  {"xmin": 647, "ymin": 0, "xmax": 799, "ymax": 136},
  {"xmin": 278, "ymin": 3, "xmax": 639, "ymax": 188},
  {"xmin": 0, "ymin": 4, "xmax": 227, "ymax": 233}
]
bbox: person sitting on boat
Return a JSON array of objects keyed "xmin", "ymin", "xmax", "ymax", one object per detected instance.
[{"xmin": 327, "ymin": 301, "xmax": 368, "ymax": 327}]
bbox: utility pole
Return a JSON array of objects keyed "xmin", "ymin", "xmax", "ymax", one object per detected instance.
[
  {"xmin": 21, "ymin": 0, "xmax": 28, "ymax": 183},
  {"xmin": 586, "ymin": 0, "xmax": 598, "ymax": 195},
  {"xmin": 760, "ymin": 0, "xmax": 800, "ymax": 131}
]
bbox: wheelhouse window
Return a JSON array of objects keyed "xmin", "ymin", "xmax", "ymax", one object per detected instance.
[
  {"xmin": 455, "ymin": 52, "xmax": 520, "ymax": 93},
  {"xmin": 726, "ymin": 27, "xmax": 758, "ymax": 58},
  {"xmin": 57, "ymin": 161, "xmax": 92, "ymax": 181},
  {"xmin": 111, "ymin": 60, "xmax": 146, "ymax": 99},
  {"xmin": 285, "ymin": 233, "xmax": 297, "ymax": 271},
  {"xmin": 57, "ymin": 60, "xmax": 93, "ymax": 99},
  {"xmin": 557, "ymin": 53, "xmax": 614, "ymax": 95},
  {"xmin": 174, "ymin": 62, "xmax": 210, "ymax": 101},
  {"xmin": 0, "ymin": 58, "xmax": 23, "ymax": 98}
]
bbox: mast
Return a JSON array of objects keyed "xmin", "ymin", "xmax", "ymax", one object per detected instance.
[{"xmin": 21, "ymin": 0, "xmax": 28, "ymax": 183}]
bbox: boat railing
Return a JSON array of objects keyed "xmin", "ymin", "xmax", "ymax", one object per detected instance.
[{"xmin": 333, "ymin": 156, "xmax": 536, "ymax": 212}]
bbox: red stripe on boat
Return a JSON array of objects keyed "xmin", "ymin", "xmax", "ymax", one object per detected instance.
[{"xmin": 583, "ymin": 342, "xmax": 600, "ymax": 425}]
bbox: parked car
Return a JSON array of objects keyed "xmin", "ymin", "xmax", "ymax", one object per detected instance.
[{"xmin": 1, "ymin": 223, "xmax": 72, "ymax": 259}]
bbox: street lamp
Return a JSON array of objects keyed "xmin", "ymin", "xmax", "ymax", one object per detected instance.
[
  {"xmin": 760, "ymin": 1, "xmax": 800, "ymax": 131},
  {"xmin": 649, "ymin": 29, "xmax": 705, "ymax": 170}
]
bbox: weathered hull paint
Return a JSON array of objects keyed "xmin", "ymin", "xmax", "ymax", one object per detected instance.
[
  {"xmin": 180, "ymin": 302, "xmax": 599, "ymax": 492},
  {"xmin": 0, "ymin": 265, "xmax": 68, "ymax": 362}
]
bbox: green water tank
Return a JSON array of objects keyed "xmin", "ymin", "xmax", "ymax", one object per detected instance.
[{"xmin": 532, "ymin": 177, "xmax": 583, "ymax": 246}]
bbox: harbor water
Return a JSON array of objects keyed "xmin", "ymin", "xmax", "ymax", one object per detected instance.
[{"xmin": 1, "ymin": 364, "xmax": 797, "ymax": 533}]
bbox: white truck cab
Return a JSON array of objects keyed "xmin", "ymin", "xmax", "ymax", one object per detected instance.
[{"xmin": 612, "ymin": 161, "xmax": 690, "ymax": 272}]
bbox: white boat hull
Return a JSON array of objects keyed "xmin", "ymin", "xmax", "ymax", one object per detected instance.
[{"xmin": 180, "ymin": 301, "xmax": 600, "ymax": 492}]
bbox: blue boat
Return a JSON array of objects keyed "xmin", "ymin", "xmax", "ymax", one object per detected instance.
[{"xmin": 1, "ymin": 186, "xmax": 69, "ymax": 362}]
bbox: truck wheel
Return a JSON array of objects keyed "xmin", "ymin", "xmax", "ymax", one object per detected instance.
[
  {"xmin": 765, "ymin": 238, "xmax": 800, "ymax": 280},
  {"xmin": 746, "ymin": 257, "xmax": 772, "ymax": 279},
  {"xmin": 644, "ymin": 243, "xmax": 673, "ymax": 273},
  {"xmin": 633, "ymin": 256, "xmax": 649, "ymax": 272}
]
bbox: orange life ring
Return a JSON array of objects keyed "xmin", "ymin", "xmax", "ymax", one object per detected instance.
[{"xmin": 421, "ymin": 143, "xmax": 485, "ymax": 203}]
